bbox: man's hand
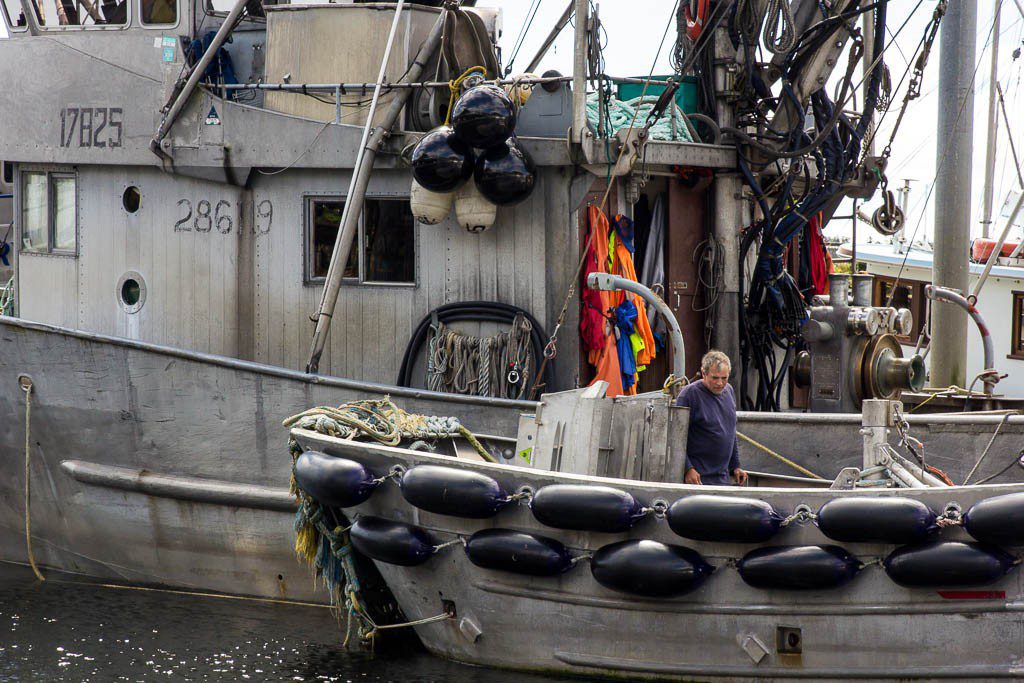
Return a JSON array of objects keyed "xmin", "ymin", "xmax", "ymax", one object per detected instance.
[
  {"xmin": 684, "ymin": 467, "xmax": 702, "ymax": 485},
  {"xmin": 732, "ymin": 467, "xmax": 748, "ymax": 486}
]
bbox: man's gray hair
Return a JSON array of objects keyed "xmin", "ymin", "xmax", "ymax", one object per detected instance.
[{"xmin": 701, "ymin": 349, "xmax": 731, "ymax": 375}]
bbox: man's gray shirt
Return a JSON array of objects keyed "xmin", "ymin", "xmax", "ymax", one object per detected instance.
[{"xmin": 674, "ymin": 381, "xmax": 741, "ymax": 485}]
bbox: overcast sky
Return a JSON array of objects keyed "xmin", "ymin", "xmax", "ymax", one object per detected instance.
[{"xmin": 3, "ymin": 1, "xmax": 1021, "ymax": 248}]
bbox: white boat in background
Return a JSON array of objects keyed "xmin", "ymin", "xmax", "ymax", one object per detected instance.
[{"xmin": 849, "ymin": 240, "xmax": 1024, "ymax": 400}]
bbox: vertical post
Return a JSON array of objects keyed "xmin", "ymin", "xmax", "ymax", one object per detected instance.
[
  {"xmin": 861, "ymin": 399, "xmax": 896, "ymax": 472},
  {"xmin": 571, "ymin": 0, "xmax": 589, "ymax": 144},
  {"xmin": 931, "ymin": 0, "xmax": 976, "ymax": 389},
  {"xmin": 711, "ymin": 26, "xmax": 741, "ymax": 373},
  {"xmin": 861, "ymin": 9, "xmax": 876, "ymax": 157},
  {"xmin": 981, "ymin": 1, "xmax": 1003, "ymax": 238}
]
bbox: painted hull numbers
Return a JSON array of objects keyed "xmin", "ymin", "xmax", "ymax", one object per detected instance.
[
  {"xmin": 174, "ymin": 198, "xmax": 274, "ymax": 235},
  {"xmin": 59, "ymin": 107, "xmax": 123, "ymax": 149}
]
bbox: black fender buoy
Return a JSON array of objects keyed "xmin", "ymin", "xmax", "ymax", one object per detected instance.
[
  {"xmin": 965, "ymin": 493, "xmax": 1024, "ymax": 545},
  {"xmin": 293, "ymin": 451, "xmax": 378, "ymax": 508},
  {"xmin": 530, "ymin": 485, "xmax": 647, "ymax": 533},
  {"xmin": 349, "ymin": 516, "xmax": 435, "ymax": 567},
  {"xmin": 411, "ymin": 126, "xmax": 475, "ymax": 192},
  {"xmin": 450, "ymin": 85, "xmax": 517, "ymax": 148},
  {"xmin": 465, "ymin": 529, "xmax": 574, "ymax": 577},
  {"xmin": 591, "ymin": 540, "xmax": 713, "ymax": 597},
  {"xmin": 666, "ymin": 495, "xmax": 783, "ymax": 543},
  {"xmin": 738, "ymin": 545, "xmax": 863, "ymax": 590},
  {"xmin": 473, "ymin": 137, "xmax": 536, "ymax": 206},
  {"xmin": 400, "ymin": 465, "xmax": 510, "ymax": 518},
  {"xmin": 884, "ymin": 541, "xmax": 1018, "ymax": 588},
  {"xmin": 817, "ymin": 497, "xmax": 936, "ymax": 544}
]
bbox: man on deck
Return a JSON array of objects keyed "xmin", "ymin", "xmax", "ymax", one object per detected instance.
[{"xmin": 674, "ymin": 350, "xmax": 748, "ymax": 486}]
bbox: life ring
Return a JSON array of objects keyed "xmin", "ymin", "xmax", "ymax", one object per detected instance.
[{"xmin": 685, "ymin": 0, "xmax": 710, "ymax": 42}]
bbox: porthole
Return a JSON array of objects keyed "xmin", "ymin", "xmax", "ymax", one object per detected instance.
[
  {"xmin": 117, "ymin": 271, "xmax": 147, "ymax": 314},
  {"xmin": 122, "ymin": 186, "xmax": 141, "ymax": 214}
]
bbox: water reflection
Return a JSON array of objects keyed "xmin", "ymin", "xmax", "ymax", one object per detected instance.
[{"xmin": 0, "ymin": 564, "xmax": 575, "ymax": 682}]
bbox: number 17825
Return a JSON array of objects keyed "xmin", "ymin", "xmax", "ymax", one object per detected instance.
[{"xmin": 59, "ymin": 107, "xmax": 123, "ymax": 149}]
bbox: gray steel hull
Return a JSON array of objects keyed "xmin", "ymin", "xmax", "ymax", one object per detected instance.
[
  {"xmin": 296, "ymin": 430, "xmax": 1024, "ymax": 681},
  {"xmin": 0, "ymin": 316, "xmax": 531, "ymax": 601},
  {"xmin": 1, "ymin": 315, "xmax": 1022, "ymax": 607}
]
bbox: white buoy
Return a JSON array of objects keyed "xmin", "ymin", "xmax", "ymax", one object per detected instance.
[
  {"xmin": 410, "ymin": 179, "xmax": 453, "ymax": 225},
  {"xmin": 455, "ymin": 181, "xmax": 497, "ymax": 234}
]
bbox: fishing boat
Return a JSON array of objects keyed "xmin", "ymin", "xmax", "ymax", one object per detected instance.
[
  {"xmin": 289, "ymin": 385, "xmax": 1024, "ymax": 680},
  {"xmin": 0, "ymin": 0, "xmax": 1021, "ymax": 625}
]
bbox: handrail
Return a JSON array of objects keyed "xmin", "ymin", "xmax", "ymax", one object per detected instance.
[
  {"xmin": 925, "ymin": 285, "xmax": 996, "ymax": 394},
  {"xmin": 587, "ymin": 272, "xmax": 686, "ymax": 380}
]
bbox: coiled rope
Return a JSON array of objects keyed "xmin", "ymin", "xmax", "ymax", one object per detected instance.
[
  {"xmin": 763, "ymin": 0, "xmax": 796, "ymax": 55},
  {"xmin": 427, "ymin": 314, "xmax": 533, "ymax": 399},
  {"xmin": 283, "ymin": 399, "xmax": 497, "ymax": 487},
  {"xmin": 20, "ymin": 376, "xmax": 44, "ymax": 582}
]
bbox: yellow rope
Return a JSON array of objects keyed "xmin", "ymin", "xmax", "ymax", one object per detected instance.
[
  {"xmin": 736, "ymin": 431, "xmax": 826, "ymax": 480},
  {"xmin": 443, "ymin": 65, "xmax": 486, "ymax": 126},
  {"xmin": 21, "ymin": 377, "xmax": 44, "ymax": 582}
]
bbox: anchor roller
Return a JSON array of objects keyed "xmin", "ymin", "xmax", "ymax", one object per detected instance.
[
  {"xmin": 349, "ymin": 516, "xmax": 435, "ymax": 566},
  {"xmin": 738, "ymin": 546, "xmax": 863, "ymax": 590},
  {"xmin": 465, "ymin": 529, "xmax": 574, "ymax": 577},
  {"xmin": 817, "ymin": 497, "xmax": 936, "ymax": 544},
  {"xmin": 590, "ymin": 540, "xmax": 713, "ymax": 597},
  {"xmin": 666, "ymin": 495, "xmax": 783, "ymax": 543},
  {"xmin": 530, "ymin": 485, "xmax": 646, "ymax": 533},
  {"xmin": 292, "ymin": 451, "xmax": 379, "ymax": 508},
  {"xmin": 884, "ymin": 541, "xmax": 1017, "ymax": 588},
  {"xmin": 400, "ymin": 465, "xmax": 511, "ymax": 518}
]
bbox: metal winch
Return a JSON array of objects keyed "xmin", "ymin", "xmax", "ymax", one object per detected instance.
[{"xmin": 794, "ymin": 273, "xmax": 925, "ymax": 413}]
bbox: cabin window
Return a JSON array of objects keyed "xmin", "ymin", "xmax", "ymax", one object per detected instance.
[
  {"xmin": 140, "ymin": 0, "xmax": 175, "ymax": 24},
  {"xmin": 21, "ymin": 171, "xmax": 77, "ymax": 256},
  {"xmin": 1011, "ymin": 292, "xmax": 1024, "ymax": 360},
  {"xmin": 871, "ymin": 275, "xmax": 926, "ymax": 343},
  {"xmin": 3, "ymin": 0, "xmax": 129, "ymax": 28},
  {"xmin": 305, "ymin": 197, "xmax": 415, "ymax": 286}
]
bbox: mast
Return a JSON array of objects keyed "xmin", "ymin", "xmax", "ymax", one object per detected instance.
[
  {"xmin": 981, "ymin": 1, "xmax": 1003, "ymax": 239},
  {"xmin": 930, "ymin": 0, "xmax": 977, "ymax": 389},
  {"xmin": 570, "ymin": 0, "xmax": 589, "ymax": 144},
  {"xmin": 711, "ymin": 23, "xmax": 742, "ymax": 373}
]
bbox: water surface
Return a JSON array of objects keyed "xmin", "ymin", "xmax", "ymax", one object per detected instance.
[{"xmin": 0, "ymin": 564, "xmax": 578, "ymax": 682}]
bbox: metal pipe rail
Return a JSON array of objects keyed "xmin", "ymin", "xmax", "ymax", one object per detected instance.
[
  {"xmin": 586, "ymin": 272, "xmax": 686, "ymax": 380},
  {"xmin": 925, "ymin": 285, "xmax": 996, "ymax": 394},
  {"xmin": 218, "ymin": 74, "xmax": 678, "ymax": 93}
]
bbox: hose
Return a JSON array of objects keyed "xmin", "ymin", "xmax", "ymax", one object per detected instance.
[{"xmin": 397, "ymin": 302, "xmax": 552, "ymax": 394}]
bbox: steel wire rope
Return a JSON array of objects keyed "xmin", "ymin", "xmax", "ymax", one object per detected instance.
[
  {"xmin": 504, "ymin": 0, "xmax": 544, "ymax": 76},
  {"xmin": 530, "ymin": 0, "xmax": 694, "ymax": 398},
  {"xmin": 885, "ymin": 7, "xmax": 1003, "ymax": 306}
]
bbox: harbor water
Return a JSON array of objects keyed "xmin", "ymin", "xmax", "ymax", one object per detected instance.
[{"xmin": 0, "ymin": 563, "xmax": 576, "ymax": 682}]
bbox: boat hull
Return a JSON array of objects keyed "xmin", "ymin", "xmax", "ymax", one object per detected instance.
[
  {"xmin": 1, "ymin": 315, "xmax": 1022, "ymax": 605},
  {"xmin": 295, "ymin": 431, "xmax": 1024, "ymax": 681},
  {"xmin": 0, "ymin": 317, "xmax": 531, "ymax": 601}
]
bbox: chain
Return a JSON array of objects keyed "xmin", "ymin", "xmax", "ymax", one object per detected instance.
[
  {"xmin": 780, "ymin": 504, "xmax": 817, "ymax": 527},
  {"xmin": 879, "ymin": 1, "xmax": 947, "ymax": 161}
]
